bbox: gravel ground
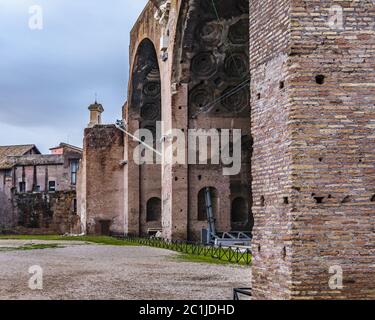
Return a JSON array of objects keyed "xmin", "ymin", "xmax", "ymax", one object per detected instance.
[{"xmin": 0, "ymin": 240, "xmax": 251, "ymax": 300}]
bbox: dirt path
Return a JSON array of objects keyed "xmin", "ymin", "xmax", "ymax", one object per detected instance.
[{"xmin": 0, "ymin": 240, "xmax": 251, "ymax": 300}]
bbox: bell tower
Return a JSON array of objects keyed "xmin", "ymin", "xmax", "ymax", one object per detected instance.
[{"xmin": 88, "ymin": 101, "xmax": 104, "ymax": 127}]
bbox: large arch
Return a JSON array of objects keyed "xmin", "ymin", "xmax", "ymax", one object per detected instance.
[
  {"xmin": 172, "ymin": 0, "xmax": 252, "ymax": 241},
  {"xmin": 127, "ymin": 38, "xmax": 162, "ymax": 236}
]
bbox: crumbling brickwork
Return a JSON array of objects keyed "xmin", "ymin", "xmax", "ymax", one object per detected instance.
[
  {"xmin": 0, "ymin": 181, "xmax": 13, "ymax": 228},
  {"xmin": 78, "ymin": 125, "xmax": 125, "ymax": 235},
  {"xmin": 14, "ymin": 191, "xmax": 80, "ymax": 235}
]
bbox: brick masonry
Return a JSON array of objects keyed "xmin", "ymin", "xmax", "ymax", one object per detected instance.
[
  {"xmin": 78, "ymin": 125, "xmax": 125, "ymax": 235},
  {"xmin": 14, "ymin": 191, "xmax": 80, "ymax": 235},
  {"xmin": 124, "ymin": 0, "xmax": 253, "ymax": 241},
  {"xmin": 250, "ymin": 0, "xmax": 375, "ymax": 299}
]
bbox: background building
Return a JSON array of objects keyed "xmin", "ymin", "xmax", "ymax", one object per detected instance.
[{"xmin": 0, "ymin": 143, "xmax": 82, "ymax": 234}]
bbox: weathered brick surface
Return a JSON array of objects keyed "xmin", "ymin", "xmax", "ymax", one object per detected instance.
[
  {"xmin": 287, "ymin": 0, "xmax": 375, "ymax": 299},
  {"xmin": 0, "ymin": 176, "xmax": 14, "ymax": 228},
  {"xmin": 250, "ymin": 0, "xmax": 292, "ymax": 300},
  {"xmin": 14, "ymin": 191, "xmax": 79, "ymax": 235},
  {"xmin": 251, "ymin": 0, "xmax": 375, "ymax": 299},
  {"xmin": 126, "ymin": 0, "xmax": 252, "ymax": 241},
  {"xmin": 78, "ymin": 125, "xmax": 125, "ymax": 235}
]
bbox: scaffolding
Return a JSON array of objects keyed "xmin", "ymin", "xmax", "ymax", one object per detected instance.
[{"xmin": 202, "ymin": 187, "xmax": 252, "ymax": 247}]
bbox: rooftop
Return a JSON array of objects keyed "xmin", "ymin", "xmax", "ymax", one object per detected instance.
[
  {"xmin": 49, "ymin": 143, "xmax": 83, "ymax": 153},
  {"xmin": 0, "ymin": 145, "xmax": 40, "ymax": 169}
]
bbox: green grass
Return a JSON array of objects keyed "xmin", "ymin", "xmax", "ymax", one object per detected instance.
[
  {"xmin": 0, "ymin": 235, "xmax": 139, "ymax": 246},
  {"xmin": 0, "ymin": 235, "xmax": 252, "ymax": 265},
  {"xmin": 0, "ymin": 243, "xmax": 62, "ymax": 252},
  {"xmin": 182, "ymin": 249, "xmax": 251, "ymax": 266},
  {"xmin": 174, "ymin": 253, "xmax": 233, "ymax": 265}
]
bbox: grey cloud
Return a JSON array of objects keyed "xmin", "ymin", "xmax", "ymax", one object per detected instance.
[{"xmin": 0, "ymin": 0, "xmax": 148, "ymax": 152}]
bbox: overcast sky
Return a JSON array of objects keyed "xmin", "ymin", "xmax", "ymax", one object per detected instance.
[{"xmin": 0, "ymin": 0, "xmax": 148, "ymax": 153}]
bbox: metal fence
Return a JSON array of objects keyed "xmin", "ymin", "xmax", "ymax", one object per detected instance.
[
  {"xmin": 233, "ymin": 288, "xmax": 252, "ymax": 300},
  {"xmin": 118, "ymin": 237, "xmax": 252, "ymax": 265}
]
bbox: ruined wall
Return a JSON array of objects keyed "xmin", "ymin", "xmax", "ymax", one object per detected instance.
[
  {"xmin": 250, "ymin": 0, "xmax": 375, "ymax": 299},
  {"xmin": 129, "ymin": 38, "xmax": 163, "ymax": 237},
  {"xmin": 81, "ymin": 125, "xmax": 125, "ymax": 235},
  {"xmin": 176, "ymin": 0, "xmax": 252, "ymax": 242},
  {"xmin": 126, "ymin": 2, "xmax": 164, "ymax": 237},
  {"xmin": 13, "ymin": 191, "xmax": 79, "ymax": 235},
  {"xmin": 126, "ymin": 0, "xmax": 253, "ymax": 241},
  {"xmin": 77, "ymin": 151, "xmax": 87, "ymax": 233},
  {"xmin": 160, "ymin": 1, "xmax": 189, "ymax": 241},
  {"xmin": 0, "ymin": 171, "xmax": 14, "ymax": 229}
]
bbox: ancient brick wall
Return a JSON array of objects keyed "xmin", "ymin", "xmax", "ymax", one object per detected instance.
[
  {"xmin": 79, "ymin": 125, "xmax": 125, "ymax": 235},
  {"xmin": 129, "ymin": 38, "xmax": 163, "ymax": 237},
  {"xmin": 181, "ymin": 0, "xmax": 252, "ymax": 241},
  {"xmin": 126, "ymin": 0, "xmax": 253, "ymax": 241},
  {"xmin": 250, "ymin": 0, "xmax": 292, "ymax": 300},
  {"xmin": 250, "ymin": 0, "xmax": 375, "ymax": 299},
  {"xmin": 126, "ymin": 2, "xmax": 164, "ymax": 237},
  {"xmin": 12, "ymin": 191, "xmax": 79, "ymax": 235},
  {"xmin": 287, "ymin": 0, "xmax": 375, "ymax": 299},
  {"xmin": 0, "ymin": 172, "xmax": 14, "ymax": 229}
]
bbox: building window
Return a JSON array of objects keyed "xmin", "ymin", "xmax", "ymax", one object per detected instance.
[
  {"xmin": 146, "ymin": 197, "xmax": 161, "ymax": 222},
  {"xmin": 19, "ymin": 182, "xmax": 26, "ymax": 193},
  {"xmin": 48, "ymin": 181, "xmax": 56, "ymax": 192},
  {"xmin": 4, "ymin": 169, "xmax": 12, "ymax": 177},
  {"xmin": 70, "ymin": 160, "xmax": 79, "ymax": 185},
  {"xmin": 33, "ymin": 185, "xmax": 40, "ymax": 193}
]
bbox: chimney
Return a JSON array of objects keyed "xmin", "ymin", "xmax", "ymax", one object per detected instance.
[{"xmin": 88, "ymin": 101, "xmax": 104, "ymax": 127}]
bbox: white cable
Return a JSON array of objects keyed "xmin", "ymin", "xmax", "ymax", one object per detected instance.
[{"xmin": 115, "ymin": 123, "xmax": 162, "ymax": 156}]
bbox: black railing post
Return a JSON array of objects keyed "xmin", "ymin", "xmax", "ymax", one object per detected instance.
[{"xmin": 119, "ymin": 235, "xmax": 252, "ymax": 265}]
